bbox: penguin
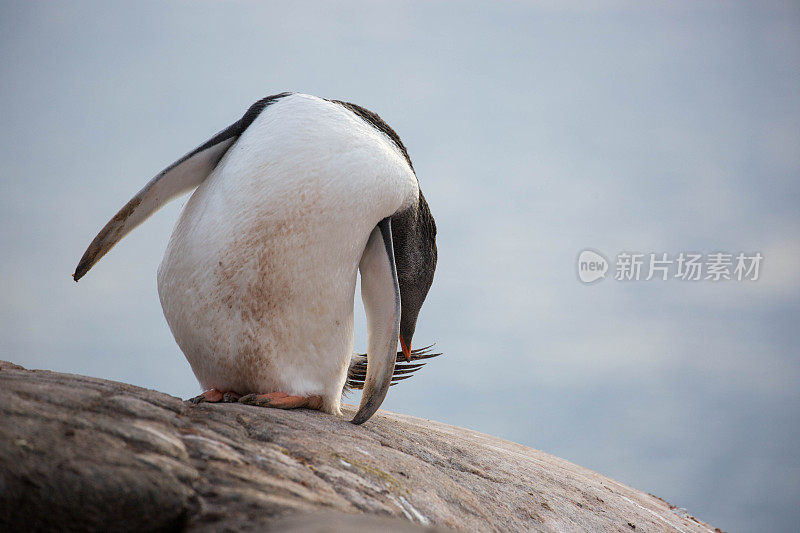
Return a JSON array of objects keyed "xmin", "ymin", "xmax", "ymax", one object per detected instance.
[{"xmin": 73, "ymin": 93, "xmax": 437, "ymax": 425}]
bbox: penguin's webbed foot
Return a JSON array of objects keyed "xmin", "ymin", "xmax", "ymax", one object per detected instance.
[
  {"xmin": 189, "ymin": 388, "xmax": 242, "ymax": 404},
  {"xmin": 239, "ymin": 391, "xmax": 323, "ymax": 410}
]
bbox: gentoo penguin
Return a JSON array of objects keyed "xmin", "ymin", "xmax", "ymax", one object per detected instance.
[{"xmin": 73, "ymin": 93, "xmax": 438, "ymax": 425}]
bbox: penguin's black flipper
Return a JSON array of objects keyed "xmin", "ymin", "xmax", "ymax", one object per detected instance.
[
  {"xmin": 345, "ymin": 345, "xmax": 441, "ymax": 391},
  {"xmin": 351, "ymin": 218, "xmax": 401, "ymax": 425},
  {"xmin": 73, "ymin": 93, "xmax": 291, "ymax": 281}
]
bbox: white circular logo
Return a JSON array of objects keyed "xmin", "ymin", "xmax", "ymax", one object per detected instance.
[{"xmin": 577, "ymin": 250, "xmax": 608, "ymax": 283}]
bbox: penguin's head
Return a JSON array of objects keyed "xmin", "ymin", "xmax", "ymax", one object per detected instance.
[{"xmin": 393, "ymin": 192, "xmax": 438, "ymax": 361}]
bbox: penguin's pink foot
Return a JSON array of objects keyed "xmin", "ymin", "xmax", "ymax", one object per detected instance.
[
  {"xmin": 239, "ymin": 391, "xmax": 323, "ymax": 410},
  {"xmin": 222, "ymin": 391, "xmax": 242, "ymax": 402},
  {"xmin": 190, "ymin": 388, "xmax": 241, "ymax": 404}
]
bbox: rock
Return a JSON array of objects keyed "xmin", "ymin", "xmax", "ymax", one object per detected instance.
[{"xmin": 0, "ymin": 361, "xmax": 717, "ymax": 532}]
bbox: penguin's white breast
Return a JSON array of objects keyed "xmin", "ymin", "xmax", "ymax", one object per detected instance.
[{"xmin": 157, "ymin": 93, "xmax": 418, "ymax": 394}]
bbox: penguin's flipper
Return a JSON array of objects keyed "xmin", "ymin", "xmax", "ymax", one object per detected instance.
[
  {"xmin": 73, "ymin": 93, "xmax": 291, "ymax": 282},
  {"xmin": 352, "ymin": 218, "xmax": 401, "ymax": 425}
]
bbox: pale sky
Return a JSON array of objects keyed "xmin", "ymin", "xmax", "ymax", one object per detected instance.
[{"xmin": 1, "ymin": 2, "xmax": 799, "ymax": 531}]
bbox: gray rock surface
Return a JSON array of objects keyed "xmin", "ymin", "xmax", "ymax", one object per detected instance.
[{"xmin": 0, "ymin": 361, "xmax": 719, "ymax": 532}]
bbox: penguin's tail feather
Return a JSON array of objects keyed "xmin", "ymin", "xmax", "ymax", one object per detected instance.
[{"xmin": 345, "ymin": 344, "xmax": 441, "ymax": 392}]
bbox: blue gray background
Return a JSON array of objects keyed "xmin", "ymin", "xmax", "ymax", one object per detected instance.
[{"xmin": 1, "ymin": 2, "xmax": 798, "ymax": 531}]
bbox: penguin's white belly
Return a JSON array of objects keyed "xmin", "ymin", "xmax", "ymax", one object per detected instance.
[{"xmin": 156, "ymin": 94, "xmax": 417, "ymax": 415}]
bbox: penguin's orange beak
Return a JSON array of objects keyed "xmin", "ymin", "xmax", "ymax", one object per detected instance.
[{"xmin": 399, "ymin": 335, "xmax": 412, "ymax": 362}]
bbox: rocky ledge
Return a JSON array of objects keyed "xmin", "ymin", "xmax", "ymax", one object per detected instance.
[{"xmin": 0, "ymin": 361, "xmax": 717, "ymax": 532}]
